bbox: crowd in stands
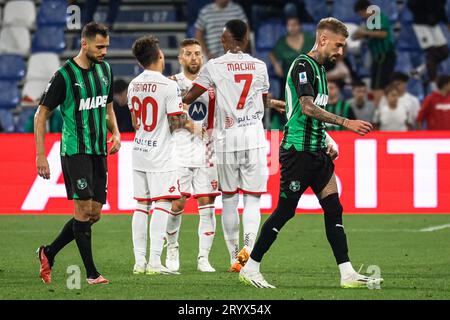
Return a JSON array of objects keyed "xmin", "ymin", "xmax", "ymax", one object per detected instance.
[{"xmin": 1, "ymin": 0, "xmax": 449, "ymax": 133}]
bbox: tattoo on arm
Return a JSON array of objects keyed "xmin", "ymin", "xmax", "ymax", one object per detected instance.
[
  {"xmin": 168, "ymin": 113, "xmax": 189, "ymax": 133},
  {"xmin": 299, "ymin": 96, "xmax": 347, "ymax": 127}
]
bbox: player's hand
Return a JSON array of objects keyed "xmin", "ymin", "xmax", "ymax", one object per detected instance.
[
  {"xmin": 36, "ymin": 154, "xmax": 50, "ymax": 179},
  {"xmin": 108, "ymin": 132, "xmax": 121, "ymax": 155},
  {"xmin": 326, "ymin": 144, "xmax": 339, "ymax": 160},
  {"xmin": 343, "ymin": 119, "xmax": 373, "ymax": 136},
  {"xmin": 269, "ymin": 99, "xmax": 286, "ymax": 113}
]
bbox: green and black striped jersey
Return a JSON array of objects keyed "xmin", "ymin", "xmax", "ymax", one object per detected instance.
[
  {"xmin": 40, "ymin": 58, "xmax": 113, "ymax": 156},
  {"xmin": 282, "ymin": 54, "xmax": 328, "ymax": 152}
]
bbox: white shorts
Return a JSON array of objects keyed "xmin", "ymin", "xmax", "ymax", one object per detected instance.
[
  {"xmin": 133, "ymin": 170, "xmax": 181, "ymax": 202},
  {"xmin": 216, "ymin": 148, "xmax": 268, "ymax": 195},
  {"xmin": 413, "ymin": 24, "xmax": 447, "ymax": 49},
  {"xmin": 178, "ymin": 166, "xmax": 221, "ymax": 198}
]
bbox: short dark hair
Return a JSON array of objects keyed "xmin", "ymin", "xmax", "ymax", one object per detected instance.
[
  {"xmin": 113, "ymin": 79, "xmax": 128, "ymax": 94},
  {"xmin": 352, "ymin": 80, "xmax": 367, "ymax": 88},
  {"xmin": 132, "ymin": 35, "xmax": 160, "ymax": 68},
  {"xmin": 436, "ymin": 74, "xmax": 450, "ymax": 89},
  {"xmin": 225, "ymin": 19, "xmax": 248, "ymax": 42},
  {"xmin": 81, "ymin": 22, "xmax": 109, "ymax": 39},
  {"xmin": 390, "ymin": 72, "xmax": 409, "ymax": 83},
  {"xmin": 384, "ymin": 83, "xmax": 398, "ymax": 95},
  {"xmin": 354, "ymin": 0, "xmax": 371, "ymax": 12},
  {"xmin": 317, "ymin": 17, "xmax": 349, "ymax": 38},
  {"xmin": 180, "ymin": 38, "xmax": 201, "ymax": 48}
]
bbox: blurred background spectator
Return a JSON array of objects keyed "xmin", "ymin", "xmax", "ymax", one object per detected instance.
[
  {"xmin": 348, "ymin": 80, "xmax": 375, "ymax": 123},
  {"xmin": 353, "ymin": 0, "xmax": 397, "ymax": 108},
  {"xmin": 417, "ymin": 74, "xmax": 450, "ymax": 129},
  {"xmin": 408, "ymin": 0, "xmax": 449, "ymax": 89},
  {"xmin": 195, "ymin": 0, "xmax": 249, "ymax": 59},
  {"xmin": 374, "ymin": 84, "xmax": 412, "ymax": 131},
  {"xmin": 324, "ymin": 80, "xmax": 356, "ymax": 131},
  {"xmin": 113, "ymin": 79, "xmax": 134, "ymax": 133}
]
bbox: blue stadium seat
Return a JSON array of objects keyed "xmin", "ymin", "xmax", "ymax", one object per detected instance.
[
  {"xmin": 14, "ymin": 107, "xmax": 36, "ymax": 133},
  {"xmin": 109, "ymin": 35, "xmax": 178, "ymax": 50},
  {"xmin": 438, "ymin": 57, "xmax": 450, "ymax": 74},
  {"xmin": 97, "ymin": 8, "xmax": 177, "ymax": 24},
  {"xmin": 304, "ymin": 0, "xmax": 330, "ymax": 21},
  {"xmin": 398, "ymin": 5, "xmax": 413, "ymax": 23},
  {"xmin": 397, "ymin": 23, "xmax": 421, "ymax": 52},
  {"xmin": 302, "ymin": 23, "xmax": 316, "ymax": 35},
  {"xmin": 32, "ymin": 26, "xmax": 65, "ymax": 53},
  {"xmin": 256, "ymin": 20, "xmax": 285, "ymax": 50},
  {"xmin": 407, "ymin": 79, "xmax": 424, "ymax": 101},
  {"xmin": 0, "ymin": 81, "xmax": 20, "ymax": 110},
  {"xmin": 186, "ymin": 24, "xmax": 195, "ymax": 38},
  {"xmin": 0, "ymin": 55, "xmax": 25, "ymax": 81},
  {"xmin": 332, "ymin": 0, "xmax": 360, "ymax": 23},
  {"xmin": 37, "ymin": 0, "xmax": 67, "ymax": 26},
  {"xmin": 108, "ymin": 63, "xmax": 143, "ymax": 78},
  {"xmin": 269, "ymin": 77, "xmax": 281, "ymax": 99},
  {"xmin": 394, "ymin": 51, "xmax": 413, "ymax": 73},
  {"xmin": 255, "ymin": 50, "xmax": 275, "ymax": 77},
  {"xmin": 0, "ymin": 109, "xmax": 15, "ymax": 132},
  {"xmin": 371, "ymin": 0, "xmax": 398, "ymax": 22}
]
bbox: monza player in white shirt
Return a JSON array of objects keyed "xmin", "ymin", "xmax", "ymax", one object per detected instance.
[
  {"xmin": 128, "ymin": 36, "xmax": 196, "ymax": 275},
  {"xmin": 183, "ymin": 19, "xmax": 286, "ymax": 272},
  {"xmin": 164, "ymin": 38, "xmax": 221, "ymax": 273}
]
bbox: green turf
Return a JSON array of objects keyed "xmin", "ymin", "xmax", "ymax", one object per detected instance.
[{"xmin": 0, "ymin": 214, "xmax": 449, "ymax": 300}]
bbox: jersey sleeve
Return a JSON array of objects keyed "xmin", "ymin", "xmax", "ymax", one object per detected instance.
[
  {"xmin": 39, "ymin": 71, "xmax": 66, "ymax": 111},
  {"xmin": 290, "ymin": 60, "xmax": 315, "ymax": 98},
  {"xmin": 166, "ymin": 81, "xmax": 184, "ymax": 116},
  {"xmin": 127, "ymin": 82, "xmax": 134, "ymax": 112},
  {"xmin": 262, "ymin": 64, "xmax": 270, "ymax": 95},
  {"xmin": 193, "ymin": 62, "xmax": 214, "ymax": 91}
]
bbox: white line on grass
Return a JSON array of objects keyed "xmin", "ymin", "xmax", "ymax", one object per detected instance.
[{"xmin": 419, "ymin": 224, "xmax": 450, "ymax": 232}]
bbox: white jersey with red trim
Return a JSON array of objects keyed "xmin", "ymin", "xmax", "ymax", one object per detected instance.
[
  {"xmin": 171, "ymin": 72, "xmax": 215, "ymax": 167},
  {"xmin": 193, "ymin": 51, "xmax": 269, "ymax": 152},
  {"xmin": 128, "ymin": 69, "xmax": 184, "ymax": 172}
]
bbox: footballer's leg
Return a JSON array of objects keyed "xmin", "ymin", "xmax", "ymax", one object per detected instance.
[
  {"xmin": 196, "ymin": 196, "xmax": 217, "ymax": 272},
  {"xmin": 166, "ymin": 196, "xmax": 186, "ymax": 272},
  {"xmin": 315, "ymin": 172, "xmax": 383, "ymax": 288},
  {"xmin": 132, "ymin": 170, "xmax": 151, "ymax": 274}
]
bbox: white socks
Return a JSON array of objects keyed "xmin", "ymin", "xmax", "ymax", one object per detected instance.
[
  {"xmin": 198, "ymin": 204, "xmax": 216, "ymax": 258},
  {"xmin": 221, "ymin": 193, "xmax": 240, "ymax": 263},
  {"xmin": 244, "ymin": 257, "xmax": 260, "ymax": 272},
  {"xmin": 338, "ymin": 261, "xmax": 357, "ymax": 279},
  {"xmin": 166, "ymin": 209, "xmax": 183, "ymax": 245},
  {"xmin": 149, "ymin": 201, "xmax": 171, "ymax": 267},
  {"xmin": 132, "ymin": 203, "xmax": 150, "ymax": 266},
  {"xmin": 242, "ymin": 194, "xmax": 261, "ymax": 253}
]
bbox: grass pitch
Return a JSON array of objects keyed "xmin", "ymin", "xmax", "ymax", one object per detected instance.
[{"xmin": 0, "ymin": 214, "xmax": 449, "ymax": 300}]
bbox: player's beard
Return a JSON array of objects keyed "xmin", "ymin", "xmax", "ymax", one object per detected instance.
[
  {"xmin": 186, "ymin": 64, "xmax": 200, "ymax": 76},
  {"xmin": 323, "ymin": 55, "xmax": 337, "ymax": 71},
  {"xmin": 86, "ymin": 52, "xmax": 103, "ymax": 64}
]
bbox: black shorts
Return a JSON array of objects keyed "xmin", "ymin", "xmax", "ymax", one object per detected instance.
[
  {"xmin": 279, "ymin": 146, "xmax": 334, "ymax": 199},
  {"xmin": 371, "ymin": 51, "xmax": 396, "ymax": 90},
  {"xmin": 61, "ymin": 154, "xmax": 108, "ymax": 204}
]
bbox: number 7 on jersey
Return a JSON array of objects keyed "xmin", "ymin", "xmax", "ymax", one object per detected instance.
[{"xmin": 234, "ymin": 74, "xmax": 253, "ymax": 109}]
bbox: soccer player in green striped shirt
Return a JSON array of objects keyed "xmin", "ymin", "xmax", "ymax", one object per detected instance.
[
  {"xmin": 34, "ymin": 22, "xmax": 121, "ymax": 285},
  {"xmin": 240, "ymin": 18, "xmax": 383, "ymax": 289}
]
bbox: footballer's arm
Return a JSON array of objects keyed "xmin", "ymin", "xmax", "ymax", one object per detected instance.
[
  {"xmin": 299, "ymin": 95, "xmax": 372, "ymax": 136},
  {"xmin": 168, "ymin": 113, "xmax": 205, "ymax": 138},
  {"xmin": 263, "ymin": 94, "xmax": 286, "ymax": 113},
  {"xmin": 183, "ymin": 84, "xmax": 206, "ymax": 105},
  {"xmin": 106, "ymin": 102, "xmax": 121, "ymax": 154},
  {"xmin": 34, "ymin": 105, "xmax": 53, "ymax": 179}
]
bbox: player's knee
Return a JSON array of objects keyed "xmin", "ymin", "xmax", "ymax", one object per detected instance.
[{"xmin": 319, "ymin": 193, "xmax": 343, "ymax": 222}]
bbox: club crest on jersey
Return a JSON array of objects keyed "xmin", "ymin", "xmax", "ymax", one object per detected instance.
[
  {"xmin": 299, "ymin": 72, "xmax": 307, "ymax": 84},
  {"xmin": 189, "ymin": 101, "xmax": 207, "ymax": 121},
  {"xmin": 225, "ymin": 117, "xmax": 234, "ymax": 129},
  {"xmin": 211, "ymin": 180, "xmax": 218, "ymax": 190},
  {"xmin": 101, "ymin": 76, "xmax": 109, "ymax": 87},
  {"xmin": 77, "ymin": 178, "xmax": 87, "ymax": 190},
  {"xmin": 289, "ymin": 181, "xmax": 301, "ymax": 192},
  {"xmin": 169, "ymin": 186, "xmax": 176, "ymax": 193}
]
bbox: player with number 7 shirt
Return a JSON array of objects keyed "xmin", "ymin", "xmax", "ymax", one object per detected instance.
[
  {"xmin": 183, "ymin": 19, "xmax": 285, "ymax": 273},
  {"xmin": 127, "ymin": 36, "xmax": 199, "ymax": 275}
]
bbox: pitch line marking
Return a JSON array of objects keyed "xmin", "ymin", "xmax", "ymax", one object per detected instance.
[{"xmin": 419, "ymin": 224, "xmax": 450, "ymax": 232}]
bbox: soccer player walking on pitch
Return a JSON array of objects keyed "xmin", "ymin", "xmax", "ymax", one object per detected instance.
[
  {"xmin": 239, "ymin": 18, "xmax": 384, "ymax": 289},
  {"xmin": 129, "ymin": 36, "xmax": 196, "ymax": 275},
  {"xmin": 164, "ymin": 38, "xmax": 221, "ymax": 273},
  {"xmin": 35, "ymin": 22, "xmax": 121, "ymax": 285},
  {"xmin": 183, "ymin": 19, "xmax": 285, "ymax": 272}
]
